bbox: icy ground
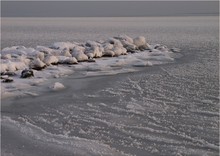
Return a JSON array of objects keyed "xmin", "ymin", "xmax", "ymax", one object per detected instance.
[{"xmin": 1, "ymin": 16, "xmax": 219, "ymax": 156}]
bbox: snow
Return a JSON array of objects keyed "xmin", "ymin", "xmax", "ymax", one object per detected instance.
[
  {"xmin": 133, "ymin": 36, "xmax": 147, "ymax": 47},
  {"xmin": 1, "ymin": 35, "xmax": 180, "ymax": 99},
  {"xmin": 44, "ymin": 55, "xmax": 59, "ymax": 65},
  {"xmin": 30, "ymin": 58, "xmax": 46, "ymax": 70},
  {"xmin": 50, "ymin": 82, "xmax": 65, "ymax": 91}
]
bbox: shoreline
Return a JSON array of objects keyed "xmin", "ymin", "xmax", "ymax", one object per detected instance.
[{"xmin": 1, "ymin": 35, "xmax": 180, "ymax": 100}]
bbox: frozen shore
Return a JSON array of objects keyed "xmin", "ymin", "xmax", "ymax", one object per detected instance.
[{"xmin": 1, "ymin": 35, "xmax": 180, "ymax": 99}]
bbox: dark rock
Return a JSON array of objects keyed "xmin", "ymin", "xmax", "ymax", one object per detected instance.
[
  {"xmin": 170, "ymin": 48, "xmax": 180, "ymax": 53},
  {"xmin": 31, "ymin": 65, "xmax": 46, "ymax": 71},
  {"xmin": 2, "ymin": 77, "xmax": 13, "ymax": 83},
  {"xmin": 1, "ymin": 71, "xmax": 16, "ymax": 76},
  {"xmin": 87, "ymin": 59, "xmax": 96, "ymax": 63},
  {"xmin": 21, "ymin": 69, "xmax": 34, "ymax": 78}
]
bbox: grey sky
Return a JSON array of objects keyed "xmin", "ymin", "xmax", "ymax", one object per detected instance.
[{"xmin": 1, "ymin": 1, "xmax": 219, "ymax": 17}]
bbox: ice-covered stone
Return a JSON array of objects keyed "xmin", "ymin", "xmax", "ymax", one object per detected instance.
[
  {"xmin": 72, "ymin": 46, "xmax": 88, "ymax": 61},
  {"xmin": 51, "ymin": 82, "xmax": 65, "ymax": 91},
  {"xmin": 51, "ymin": 42, "xmax": 76, "ymax": 50},
  {"xmin": 57, "ymin": 56, "xmax": 78, "ymax": 64},
  {"xmin": 133, "ymin": 36, "xmax": 150, "ymax": 50},
  {"xmin": 114, "ymin": 35, "xmax": 134, "ymax": 44},
  {"xmin": 113, "ymin": 47, "xmax": 127, "ymax": 56},
  {"xmin": 1, "ymin": 54, "xmax": 11, "ymax": 59},
  {"xmin": 44, "ymin": 55, "xmax": 59, "ymax": 65},
  {"xmin": 2, "ymin": 77, "xmax": 13, "ymax": 83},
  {"xmin": 30, "ymin": 58, "xmax": 46, "ymax": 70},
  {"xmin": 21, "ymin": 69, "xmax": 34, "ymax": 78}
]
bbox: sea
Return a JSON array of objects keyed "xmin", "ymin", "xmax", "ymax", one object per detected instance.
[{"xmin": 1, "ymin": 16, "xmax": 219, "ymax": 156}]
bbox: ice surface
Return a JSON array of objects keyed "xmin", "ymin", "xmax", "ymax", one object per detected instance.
[
  {"xmin": 1, "ymin": 16, "xmax": 219, "ymax": 156},
  {"xmin": 1, "ymin": 35, "xmax": 178, "ymax": 99},
  {"xmin": 1, "ymin": 116, "xmax": 127, "ymax": 156}
]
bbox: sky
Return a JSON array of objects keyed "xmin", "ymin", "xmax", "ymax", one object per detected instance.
[{"xmin": 1, "ymin": 1, "xmax": 219, "ymax": 17}]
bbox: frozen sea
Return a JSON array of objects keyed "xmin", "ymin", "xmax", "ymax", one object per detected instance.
[{"xmin": 1, "ymin": 16, "xmax": 219, "ymax": 156}]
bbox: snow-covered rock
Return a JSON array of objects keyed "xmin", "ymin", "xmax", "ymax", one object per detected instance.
[
  {"xmin": 133, "ymin": 36, "xmax": 150, "ymax": 50},
  {"xmin": 57, "ymin": 56, "xmax": 78, "ymax": 64},
  {"xmin": 114, "ymin": 35, "xmax": 134, "ymax": 44},
  {"xmin": 113, "ymin": 47, "xmax": 127, "ymax": 56},
  {"xmin": 27, "ymin": 51, "xmax": 45, "ymax": 61},
  {"xmin": 30, "ymin": 58, "xmax": 46, "ymax": 70},
  {"xmin": 71, "ymin": 46, "xmax": 88, "ymax": 61},
  {"xmin": 21, "ymin": 69, "xmax": 34, "ymax": 78},
  {"xmin": 51, "ymin": 82, "xmax": 65, "ymax": 91},
  {"xmin": 51, "ymin": 42, "xmax": 76, "ymax": 50},
  {"xmin": 44, "ymin": 55, "xmax": 59, "ymax": 65},
  {"xmin": 1, "ymin": 54, "xmax": 12, "ymax": 59}
]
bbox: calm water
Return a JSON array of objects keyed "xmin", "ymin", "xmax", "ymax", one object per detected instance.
[{"xmin": 1, "ymin": 16, "xmax": 219, "ymax": 156}]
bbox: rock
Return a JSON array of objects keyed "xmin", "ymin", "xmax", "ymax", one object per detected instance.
[
  {"xmin": 84, "ymin": 41, "xmax": 104, "ymax": 58},
  {"xmin": 1, "ymin": 71, "xmax": 16, "ymax": 76},
  {"xmin": 114, "ymin": 35, "xmax": 134, "ymax": 44},
  {"xmin": 113, "ymin": 47, "xmax": 127, "ymax": 56},
  {"xmin": 71, "ymin": 46, "xmax": 88, "ymax": 62},
  {"xmin": 170, "ymin": 48, "xmax": 181, "ymax": 53},
  {"xmin": 114, "ymin": 35, "xmax": 137, "ymax": 52},
  {"xmin": 61, "ymin": 48, "xmax": 72, "ymax": 57},
  {"xmin": 103, "ymin": 43, "xmax": 114, "ymax": 51},
  {"xmin": 86, "ymin": 53, "xmax": 95, "ymax": 59},
  {"xmin": 1, "ymin": 75, "xmax": 9, "ymax": 79},
  {"xmin": 57, "ymin": 56, "xmax": 78, "ymax": 64},
  {"xmin": 21, "ymin": 69, "xmax": 34, "ymax": 78},
  {"xmin": 44, "ymin": 55, "xmax": 59, "ymax": 65},
  {"xmin": 7, "ymin": 61, "xmax": 17, "ymax": 72},
  {"xmin": 102, "ymin": 43, "xmax": 116, "ymax": 57},
  {"xmin": 27, "ymin": 51, "xmax": 45, "ymax": 61},
  {"xmin": 102, "ymin": 50, "xmax": 115, "ymax": 57},
  {"xmin": 36, "ymin": 46, "xmax": 53, "ymax": 54},
  {"xmin": 154, "ymin": 44, "xmax": 169, "ymax": 52},
  {"xmin": 85, "ymin": 45, "xmax": 103, "ymax": 58},
  {"xmin": 0, "ymin": 63, "xmax": 8, "ymax": 73},
  {"xmin": 2, "ymin": 77, "xmax": 13, "ymax": 83},
  {"xmin": 133, "ymin": 36, "xmax": 146, "ymax": 47},
  {"xmin": 87, "ymin": 59, "xmax": 96, "ymax": 63},
  {"xmin": 72, "ymin": 46, "xmax": 86, "ymax": 54},
  {"xmin": 51, "ymin": 42, "xmax": 76, "ymax": 51},
  {"xmin": 122, "ymin": 43, "xmax": 137, "ymax": 53},
  {"xmin": 72, "ymin": 52, "xmax": 88, "ymax": 62},
  {"xmin": 1, "ymin": 54, "xmax": 11, "ymax": 59},
  {"xmin": 51, "ymin": 82, "xmax": 65, "ymax": 91},
  {"xmin": 30, "ymin": 58, "xmax": 46, "ymax": 70},
  {"xmin": 107, "ymin": 38, "xmax": 124, "ymax": 48},
  {"xmin": 133, "ymin": 36, "xmax": 150, "ymax": 51}
]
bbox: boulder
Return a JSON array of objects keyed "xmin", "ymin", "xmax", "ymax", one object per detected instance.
[
  {"xmin": 2, "ymin": 77, "xmax": 13, "ymax": 83},
  {"xmin": 21, "ymin": 69, "xmax": 34, "ymax": 78},
  {"xmin": 1, "ymin": 71, "xmax": 16, "ymax": 76},
  {"xmin": 44, "ymin": 55, "xmax": 59, "ymax": 65},
  {"xmin": 133, "ymin": 36, "xmax": 150, "ymax": 51},
  {"xmin": 57, "ymin": 56, "xmax": 78, "ymax": 64},
  {"xmin": 114, "ymin": 35, "xmax": 134, "ymax": 44},
  {"xmin": 1, "ymin": 54, "xmax": 12, "ymax": 59},
  {"xmin": 30, "ymin": 58, "xmax": 46, "ymax": 70},
  {"xmin": 71, "ymin": 46, "xmax": 88, "ymax": 62}
]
